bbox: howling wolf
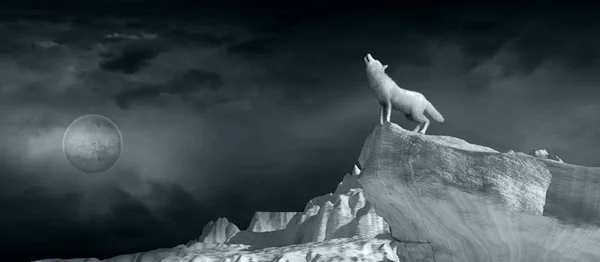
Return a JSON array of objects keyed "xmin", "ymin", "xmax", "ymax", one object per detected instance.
[{"xmin": 364, "ymin": 53, "xmax": 444, "ymax": 134}]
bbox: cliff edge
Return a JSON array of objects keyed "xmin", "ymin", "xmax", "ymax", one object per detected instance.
[{"xmin": 357, "ymin": 122, "xmax": 600, "ymax": 262}]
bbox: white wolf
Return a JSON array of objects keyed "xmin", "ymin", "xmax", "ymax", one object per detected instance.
[{"xmin": 364, "ymin": 53, "xmax": 444, "ymax": 134}]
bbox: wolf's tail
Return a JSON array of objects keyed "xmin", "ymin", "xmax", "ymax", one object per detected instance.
[{"xmin": 425, "ymin": 102, "xmax": 444, "ymax": 122}]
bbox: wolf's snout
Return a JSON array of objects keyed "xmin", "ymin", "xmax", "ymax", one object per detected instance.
[{"xmin": 364, "ymin": 54, "xmax": 372, "ymax": 63}]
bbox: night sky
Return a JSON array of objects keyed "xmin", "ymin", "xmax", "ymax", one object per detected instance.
[{"xmin": 1, "ymin": 1, "xmax": 600, "ymax": 261}]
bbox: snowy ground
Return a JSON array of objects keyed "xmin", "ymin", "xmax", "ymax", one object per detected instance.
[{"xmin": 36, "ymin": 236, "xmax": 400, "ymax": 262}]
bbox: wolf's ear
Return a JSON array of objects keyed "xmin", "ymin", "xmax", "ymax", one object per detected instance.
[{"xmin": 383, "ymin": 65, "xmax": 388, "ymax": 70}]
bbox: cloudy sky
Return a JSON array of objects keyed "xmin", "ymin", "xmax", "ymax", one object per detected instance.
[{"xmin": 1, "ymin": 1, "xmax": 600, "ymax": 261}]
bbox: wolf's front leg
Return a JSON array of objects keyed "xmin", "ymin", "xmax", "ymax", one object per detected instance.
[
  {"xmin": 379, "ymin": 105, "xmax": 384, "ymax": 125},
  {"xmin": 385, "ymin": 101, "xmax": 392, "ymax": 122}
]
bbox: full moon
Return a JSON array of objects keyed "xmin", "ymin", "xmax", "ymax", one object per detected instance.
[{"xmin": 62, "ymin": 114, "xmax": 123, "ymax": 173}]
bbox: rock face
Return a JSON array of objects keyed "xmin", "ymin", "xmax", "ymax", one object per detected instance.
[
  {"xmin": 197, "ymin": 217, "xmax": 240, "ymax": 244},
  {"xmin": 542, "ymin": 160, "xmax": 600, "ymax": 227},
  {"xmin": 357, "ymin": 123, "xmax": 600, "ymax": 261},
  {"xmin": 280, "ymin": 170, "xmax": 390, "ymax": 243},
  {"xmin": 247, "ymin": 212, "xmax": 298, "ymax": 232},
  {"xmin": 227, "ymin": 167, "xmax": 390, "ymax": 248}
]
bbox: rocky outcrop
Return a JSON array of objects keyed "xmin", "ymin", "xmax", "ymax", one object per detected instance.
[
  {"xmin": 227, "ymin": 166, "xmax": 390, "ymax": 248},
  {"xmin": 357, "ymin": 122, "xmax": 600, "ymax": 261},
  {"xmin": 247, "ymin": 212, "xmax": 298, "ymax": 232},
  {"xmin": 197, "ymin": 217, "xmax": 240, "ymax": 244},
  {"xmin": 530, "ymin": 148, "xmax": 564, "ymax": 163},
  {"xmin": 281, "ymin": 168, "xmax": 389, "ymax": 243}
]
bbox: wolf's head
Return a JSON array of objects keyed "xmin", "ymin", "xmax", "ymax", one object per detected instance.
[{"xmin": 364, "ymin": 54, "xmax": 388, "ymax": 72}]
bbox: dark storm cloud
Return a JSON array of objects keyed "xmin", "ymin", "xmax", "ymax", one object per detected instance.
[
  {"xmin": 491, "ymin": 25, "xmax": 576, "ymax": 78},
  {"xmin": 445, "ymin": 9, "xmax": 600, "ymax": 79},
  {"xmin": 99, "ymin": 39, "xmax": 167, "ymax": 74},
  {"xmin": 188, "ymin": 32, "xmax": 236, "ymax": 47},
  {"xmin": 54, "ymin": 30, "xmax": 108, "ymax": 50},
  {"xmin": 165, "ymin": 29, "xmax": 237, "ymax": 48},
  {"xmin": 113, "ymin": 84, "xmax": 166, "ymax": 109},
  {"xmin": 455, "ymin": 32, "xmax": 512, "ymax": 73},
  {"xmin": 113, "ymin": 69, "xmax": 226, "ymax": 109},
  {"xmin": 227, "ymin": 36, "xmax": 280, "ymax": 57},
  {"xmin": 173, "ymin": 69, "xmax": 225, "ymax": 92},
  {"xmin": 52, "ymin": 20, "xmax": 133, "ymax": 50}
]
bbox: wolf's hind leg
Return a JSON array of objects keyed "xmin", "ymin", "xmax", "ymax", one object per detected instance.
[
  {"xmin": 412, "ymin": 113, "xmax": 430, "ymax": 134},
  {"xmin": 413, "ymin": 124, "xmax": 422, "ymax": 132},
  {"xmin": 420, "ymin": 119, "xmax": 430, "ymax": 134},
  {"xmin": 404, "ymin": 114, "xmax": 420, "ymax": 131}
]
